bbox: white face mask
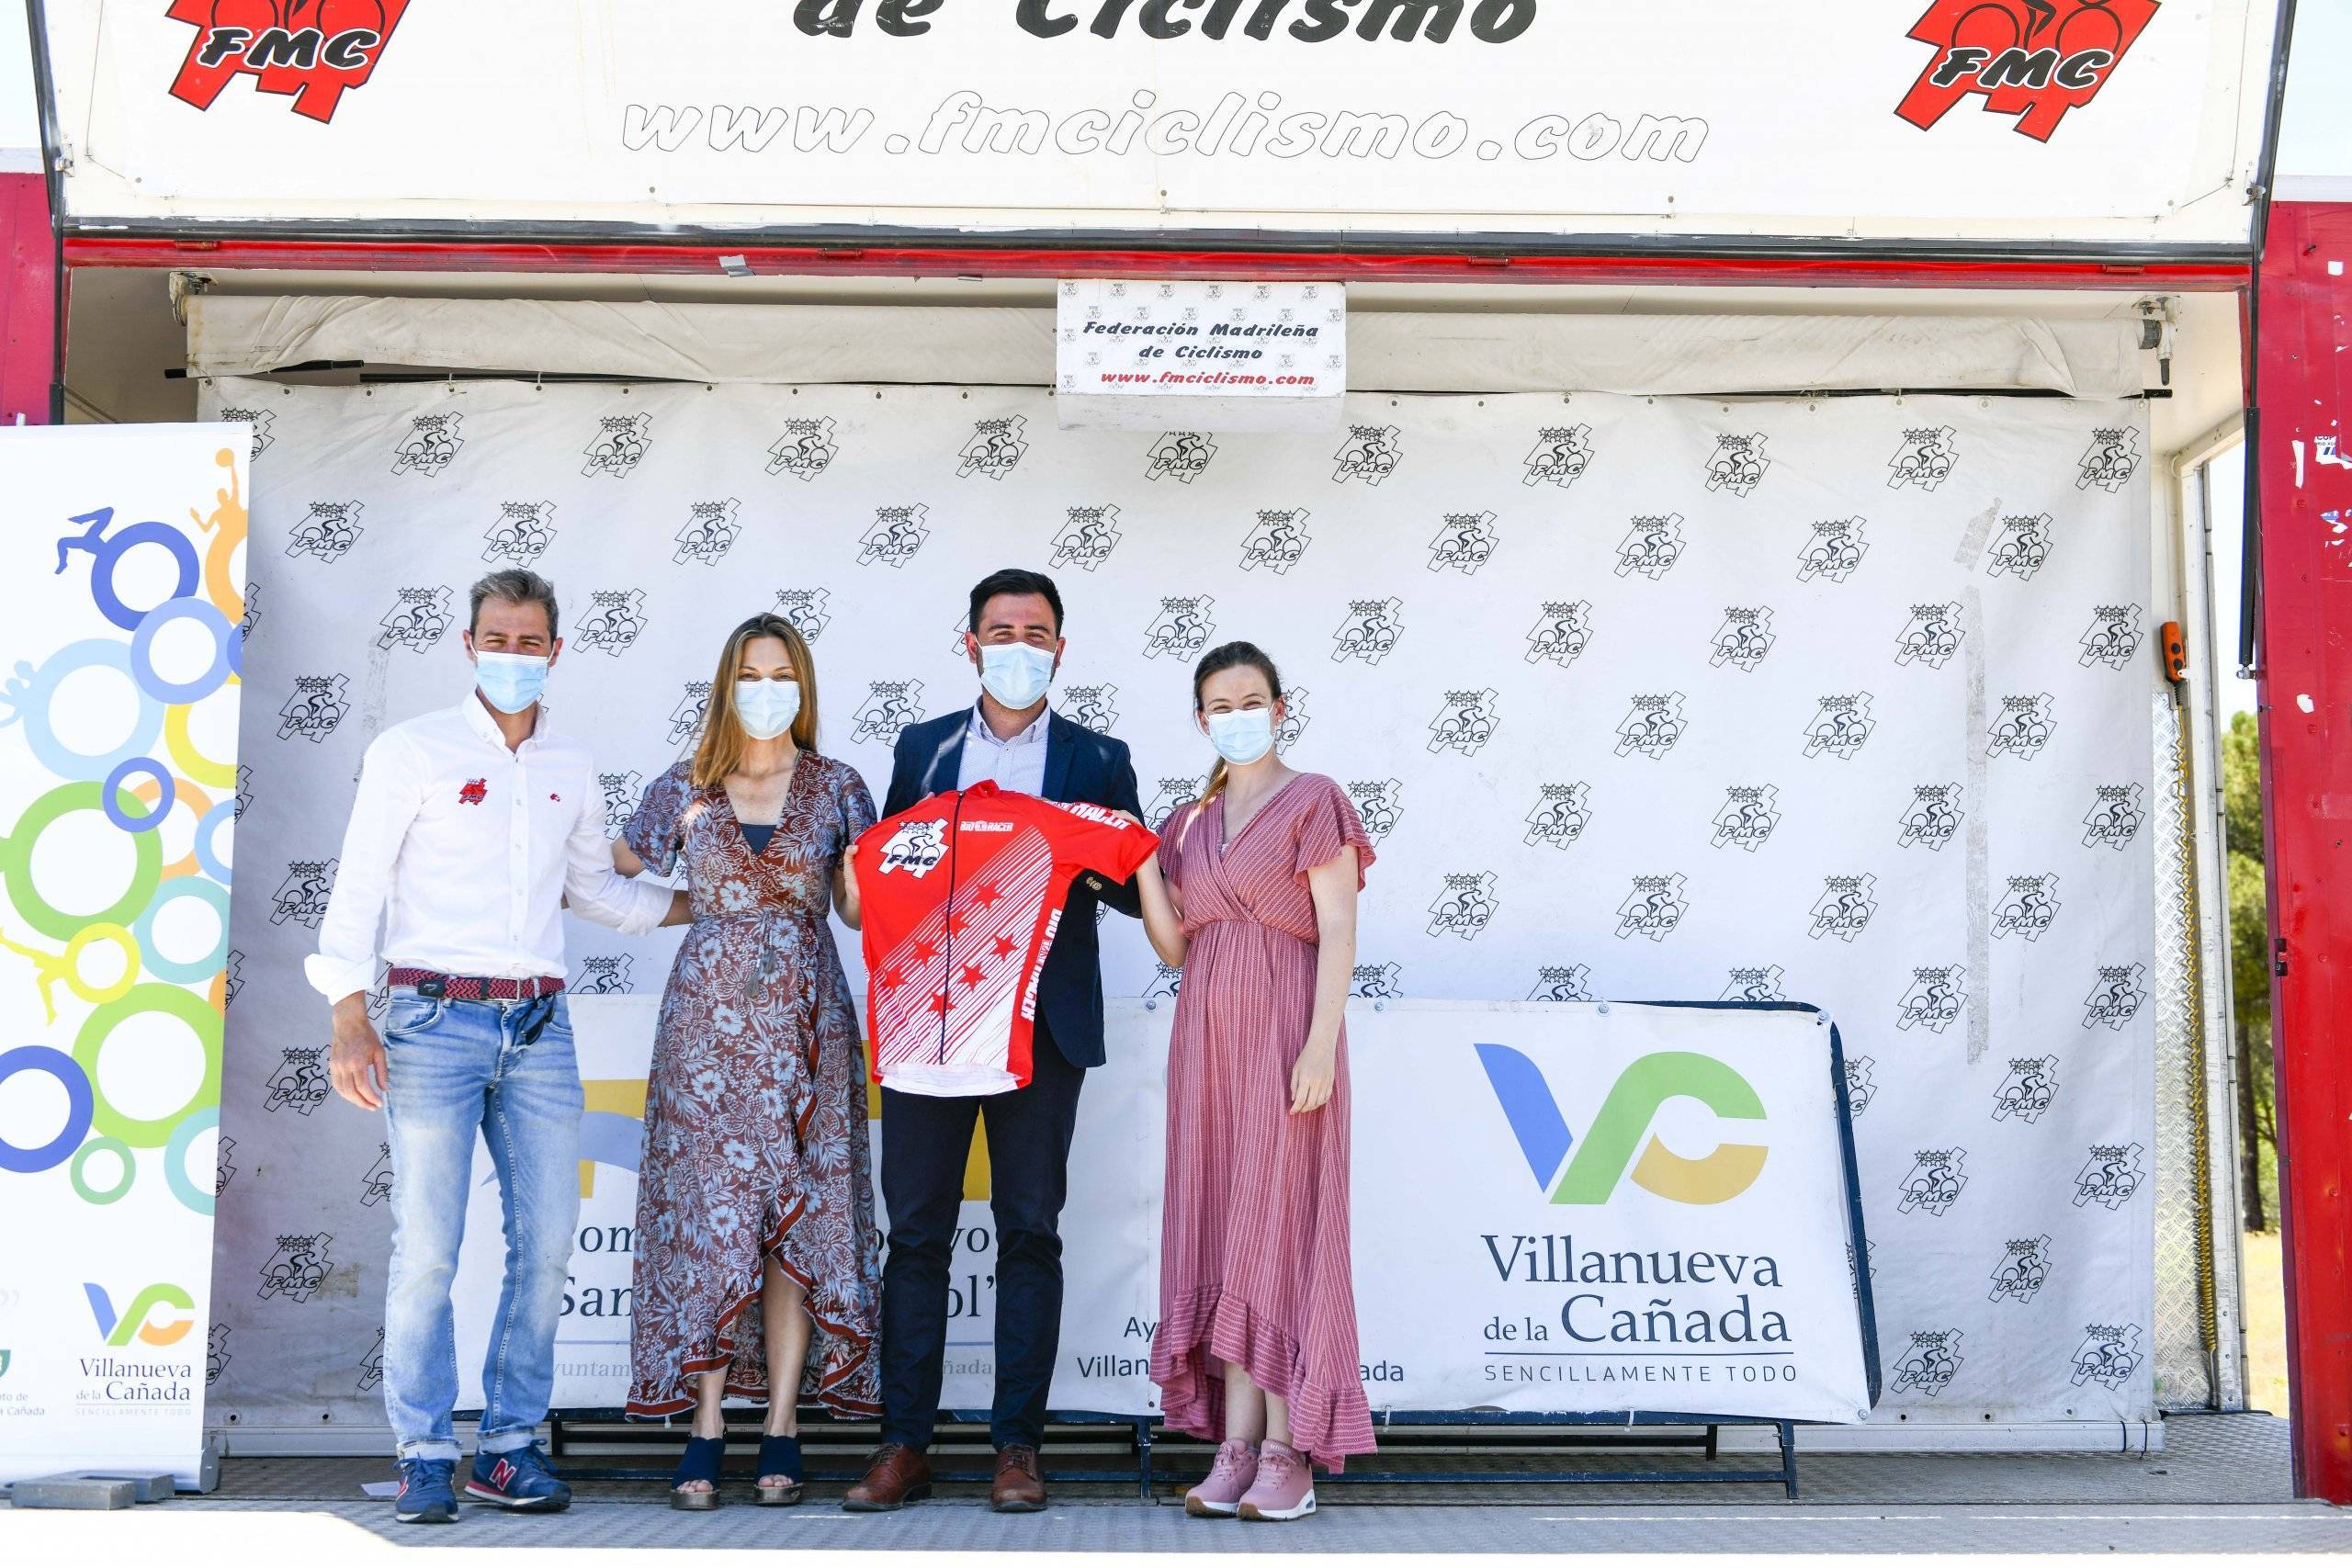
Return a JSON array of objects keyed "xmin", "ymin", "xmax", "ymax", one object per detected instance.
[
  {"xmin": 978, "ymin": 641, "xmax": 1057, "ymax": 710},
  {"xmin": 474, "ymin": 651, "xmax": 549, "ymax": 715},
  {"xmin": 1204, "ymin": 707, "xmax": 1276, "ymax": 766},
  {"xmin": 734, "ymin": 676, "xmax": 802, "ymax": 740}
]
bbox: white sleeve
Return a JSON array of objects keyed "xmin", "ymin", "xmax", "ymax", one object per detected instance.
[
  {"xmin": 303, "ymin": 730, "xmax": 424, "ymax": 1002},
  {"xmin": 560, "ymin": 773, "xmax": 672, "ymax": 936}
]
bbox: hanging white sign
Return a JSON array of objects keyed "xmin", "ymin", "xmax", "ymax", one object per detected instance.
[{"xmin": 1057, "ymin": 279, "xmax": 1347, "ymax": 432}]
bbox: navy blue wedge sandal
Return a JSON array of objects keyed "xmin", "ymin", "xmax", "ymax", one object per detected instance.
[
  {"xmin": 754, "ymin": 1434, "xmax": 805, "ymax": 1506},
  {"xmin": 670, "ymin": 1434, "xmax": 727, "ymax": 1510}
]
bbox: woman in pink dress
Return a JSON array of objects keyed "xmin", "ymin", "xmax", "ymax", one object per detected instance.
[{"xmin": 1130, "ymin": 640, "xmax": 1375, "ymax": 1522}]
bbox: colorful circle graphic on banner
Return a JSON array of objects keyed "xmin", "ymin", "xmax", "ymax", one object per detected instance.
[
  {"xmin": 0, "ymin": 782, "xmax": 164, "ymax": 942},
  {"xmin": 0, "ymin": 638, "xmax": 167, "ymax": 783},
  {"xmin": 103, "ymin": 757, "xmax": 175, "ymax": 831},
  {"xmin": 59, "ymin": 923, "xmax": 141, "ymax": 1010},
  {"xmin": 0, "ymin": 446, "xmax": 247, "ymax": 1238},
  {"xmin": 71, "ymin": 1133, "xmax": 136, "ymax": 1204},
  {"xmin": 165, "ymin": 1105, "xmax": 219, "ymax": 1216},
  {"xmin": 132, "ymin": 597, "xmax": 240, "ymax": 703},
  {"xmin": 165, "ymin": 701, "xmax": 238, "ymax": 789},
  {"xmin": 59, "ymin": 507, "xmax": 201, "ymax": 633},
  {"xmin": 0, "ymin": 1043, "xmax": 93, "ymax": 1173},
  {"xmin": 195, "ymin": 797, "xmax": 236, "ymax": 883},
  {"xmin": 73, "ymin": 983, "xmax": 224, "ymax": 1150},
  {"xmin": 133, "ymin": 876, "xmax": 232, "ymax": 984},
  {"xmin": 130, "ymin": 775, "xmax": 213, "ymax": 879}
]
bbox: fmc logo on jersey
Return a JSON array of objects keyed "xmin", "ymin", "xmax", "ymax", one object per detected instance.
[
  {"xmin": 168, "ymin": 2, "xmax": 413, "ymax": 125},
  {"xmin": 1896, "ymin": 0, "xmax": 2160, "ymax": 142},
  {"xmin": 1475, "ymin": 1047, "xmax": 1768, "ymax": 1207}
]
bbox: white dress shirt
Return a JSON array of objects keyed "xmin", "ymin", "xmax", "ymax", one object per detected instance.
[
  {"xmin": 305, "ymin": 696, "xmax": 671, "ymax": 1002},
  {"xmin": 956, "ymin": 701, "xmax": 1051, "ymax": 795}
]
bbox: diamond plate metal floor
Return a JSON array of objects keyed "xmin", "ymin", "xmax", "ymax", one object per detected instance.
[{"xmin": 9, "ymin": 1414, "xmax": 2343, "ymax": 1556}]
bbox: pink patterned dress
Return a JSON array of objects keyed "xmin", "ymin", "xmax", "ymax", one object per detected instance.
[
  {"xmin": 1149, "ymin": 772, "xmax": 1376, "ymax": 1472},
  {"xmin": 621, "ymin": 755, "xmax": 881, "ymax": 1420}
]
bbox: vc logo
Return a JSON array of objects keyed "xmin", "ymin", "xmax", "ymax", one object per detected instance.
[
  {"xmin": 1475, "ymin": 1047, "xmax": 1766, "ymax": 1206},
  {"xmin": 85, "ymin": 1282, "xmax": 196, "ymax": 1347}
]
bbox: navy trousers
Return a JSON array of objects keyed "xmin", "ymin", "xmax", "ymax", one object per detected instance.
[{"xmin": 876, "ymin": 1022, "xmax": 1086, "ymax": 1450}]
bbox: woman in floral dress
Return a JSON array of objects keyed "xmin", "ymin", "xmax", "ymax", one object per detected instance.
[{"xmin": 614, "ymin": 612, "xmax": 878, "ymax": 1507}]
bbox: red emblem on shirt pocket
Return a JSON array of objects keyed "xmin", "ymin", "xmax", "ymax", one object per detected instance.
[{"xmin": 458, "ymin": 778, "xmax": 488, "ymax": 806}]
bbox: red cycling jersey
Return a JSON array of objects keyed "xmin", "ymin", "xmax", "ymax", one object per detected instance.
[{"xmin": 854, "ymin": 782, "xmax": 1159, "ymax": 1096}]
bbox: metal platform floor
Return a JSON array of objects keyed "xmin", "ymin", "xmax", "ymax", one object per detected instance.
[{"xmin": 8, "ymin": 1413, "xmax": 2346, "ymax": 1558}]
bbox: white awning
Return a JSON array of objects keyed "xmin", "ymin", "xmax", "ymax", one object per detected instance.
[{"xmin": 186, "ymin": 293, "xmax": 2149, "ymax": 399}]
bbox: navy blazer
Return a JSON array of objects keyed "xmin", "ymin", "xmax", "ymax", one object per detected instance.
[{"xmin": 881, "ymin": 706, "xmax": 1145, "ymax": 1071}]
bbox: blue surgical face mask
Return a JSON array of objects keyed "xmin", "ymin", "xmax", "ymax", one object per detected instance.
[
  {"xmin": 978, "ymin": 641, "xmax": 1057, "ymax": 710},
  {"xmin": 474, "ymin": 651, "xmax": 549, "ymax": 715},
  {"xmin": 1205, "ymin": 707, "xmax": 1275, "ymax": 766},
  {"xmin": 735, "ymin": 676, "xmax": 802, "ymax": 740}
]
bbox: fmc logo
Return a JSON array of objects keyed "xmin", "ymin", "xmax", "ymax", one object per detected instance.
[
  {"xmin": 85, "ymin": 1282, "xmax": 197, "ymax": 1347},
  {"xmin": 1476, "ymin": 1047, "xmax": 1767, "ymax": 1207},
  {"xmin": 1896, "ymin": 0, "xmax": 2160, "ymax": 142},
  {"xmin": 168, "ymin": 3, "xmax": 412, "ymax": 126}
]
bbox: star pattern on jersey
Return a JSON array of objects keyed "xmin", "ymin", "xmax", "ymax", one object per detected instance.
[
  {"xmin": 870, "ymin": 824, "xmax": 1060, "ymax": 1082},
  {"xmin": 861, "ymin": 786, "xmax": 1158, "ymax": 1095}
]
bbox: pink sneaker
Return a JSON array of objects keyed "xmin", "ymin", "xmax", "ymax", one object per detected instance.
[
  {"xmin": 1237, "ymin": 1439, "xmax": 1316, "ymax": 1521},
  {"xmin": 1183, "ymin": 1439, "xmax": 1258, "ymax": 1517}
]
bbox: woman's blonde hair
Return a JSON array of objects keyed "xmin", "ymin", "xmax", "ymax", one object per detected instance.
[{"xmin": 690, "ymin": 613, "xmax": 819, "ymax": 787}]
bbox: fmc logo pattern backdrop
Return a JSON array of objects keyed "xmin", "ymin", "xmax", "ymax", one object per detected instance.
[{"xmin": 201, "ymin": 378, "xmax": 2154, "ymax": 1430}]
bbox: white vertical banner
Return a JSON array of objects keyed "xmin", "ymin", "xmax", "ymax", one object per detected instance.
[
  {"xmin": 0, "ymin": 425, "xmax": 251, "ymax": 1487},
  {"xmin": 205, "ymin": 378, "xmax": 2154, "ymax": 1433}
]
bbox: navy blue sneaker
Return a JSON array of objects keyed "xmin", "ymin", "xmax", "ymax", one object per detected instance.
[
  {"xmin": 466, "ymin": 1442, "xmax": 572, "ymax": 1512},
  {"xmin": 394, "ymin": 1458, "xmax": 458, "ymax": 1524}
]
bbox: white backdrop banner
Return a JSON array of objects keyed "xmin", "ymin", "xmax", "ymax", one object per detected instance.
[
  {"xmin": 199, "ymin": 378, "xmax": 2156, "ymax": 1431},
  {"xmin": 0, "ymin": 424, "xmax": 251, "ymax": 1486},
  {"xmin": 448, "ymin": 998, "xmax": 1872, "ymax": 1421},
  {"xmin": 44, "ymin": 1, "xmax": 2275, "ymax": 247}
]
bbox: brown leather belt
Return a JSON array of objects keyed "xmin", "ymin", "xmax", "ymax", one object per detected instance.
[{"xmin": 386, "ymin": 968, "xmax": 565, "ymax": 1002}]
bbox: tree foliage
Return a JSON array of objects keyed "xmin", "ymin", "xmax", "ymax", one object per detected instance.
[{"xmin": 2222, "ymin": 710, "xmax": 2277, "ymax": 1230}]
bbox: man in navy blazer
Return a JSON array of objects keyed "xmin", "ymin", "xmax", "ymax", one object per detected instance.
[{"xmin": 847, "ymin": 569, "xmax": 1145, "ymax": 1516}]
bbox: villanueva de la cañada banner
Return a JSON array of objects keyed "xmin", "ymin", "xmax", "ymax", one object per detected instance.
[
  {"xmin": 445, "ymin": 998, "xmax": 1877, "ymax": 1425},
  {"xmin": 0, "ymin": 425, "xmax": 252, "ymax": 1489}
]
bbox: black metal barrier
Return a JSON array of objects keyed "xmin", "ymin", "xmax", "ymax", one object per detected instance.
[{"xmin": 543, "ymin": 1408, "xmax": 1803, "ymax": 1499}]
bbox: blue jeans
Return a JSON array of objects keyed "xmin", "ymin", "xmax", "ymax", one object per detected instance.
[{"xmin": 379, "ymin": 989, "xmax": 581, "ymax": 1461}]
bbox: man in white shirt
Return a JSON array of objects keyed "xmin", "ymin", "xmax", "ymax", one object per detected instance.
[{"xmin": 310, "ymin": 569, "xmax": 677, "ymax": 1525}]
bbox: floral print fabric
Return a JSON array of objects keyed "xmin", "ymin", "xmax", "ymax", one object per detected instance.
[{"xmin": 621, "ymin": 754, "xmax": 882, "ymax": 1418}]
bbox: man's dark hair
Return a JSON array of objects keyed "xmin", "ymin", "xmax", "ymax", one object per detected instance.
[
  {"xmin": 469, "ymin": 569, "xmax": 560, "ymax": 639},
  {"xmin": 967, "ymin": 569, "xmax": 1064, "ymax": 638}
]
